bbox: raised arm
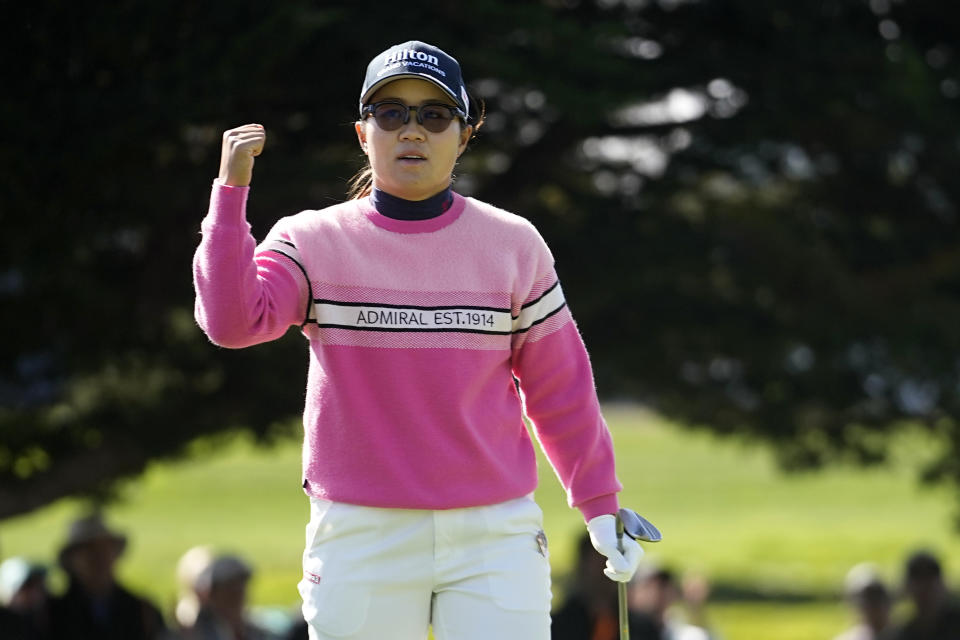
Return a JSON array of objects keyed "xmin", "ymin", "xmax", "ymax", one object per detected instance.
[{"xmin": 192, "ymin": 125, "xmax": 309, "ymax": 348}]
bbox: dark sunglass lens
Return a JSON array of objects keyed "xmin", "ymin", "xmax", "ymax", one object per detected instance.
[
  {"xmin": 419, "ymin": 105, "xmax": 454, "ymax": 132},
  {"xmin": 373, "ymin": 104, "xmax": 407, "ymax": 131}
]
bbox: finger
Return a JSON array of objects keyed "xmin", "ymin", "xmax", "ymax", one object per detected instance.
[
  {"xmin": 604, "ymin": 564, "xmax": 631, "ymax": 583},
  {"xmin": 605, "ymin": 551, "xmax": 630, "ymax": 574},
  {"xmin": 228, "ymin": 130, "xmax": 265, "ymax": 142},
  {"xmin": 623, "ymin": 540, "xmax": 644, "ymax": 570},
  {"xmin": 231, "ymin": 134, "xmax": 265, "ymax": 146},
  {"xmin": 223, "ymin": 126, "xmax": 265, "ymax": 141},
  {"xmin": 229, "ymin": 136, "xmax": 266, "ymax": 151},
  {"xmin": 231, "ymin": 128, "xmax": 265, "ymax": 139}
]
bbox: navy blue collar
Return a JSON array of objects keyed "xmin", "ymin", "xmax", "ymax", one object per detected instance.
[{"xmin": 371, "ymin": 187, "xmax": 453, "ymax": 221}]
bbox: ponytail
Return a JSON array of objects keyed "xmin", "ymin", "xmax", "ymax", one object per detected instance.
[{"xmin": 347, "ymin": 164, "xmax": 373, "ymax": 200}]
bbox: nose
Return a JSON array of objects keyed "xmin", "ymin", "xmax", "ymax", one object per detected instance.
[{"xmin": 398, "ymin": 108, "xmax": 426, "ymax": 141}]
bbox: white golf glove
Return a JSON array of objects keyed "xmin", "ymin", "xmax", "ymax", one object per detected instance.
[{"xmin": 587, "ymin": 514, "xmax": 644, "ymax": 583}]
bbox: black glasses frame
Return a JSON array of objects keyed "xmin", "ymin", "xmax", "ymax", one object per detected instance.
[{"xmin": 361, "ymin": 100, "xmax": 468, "ymax": 132}]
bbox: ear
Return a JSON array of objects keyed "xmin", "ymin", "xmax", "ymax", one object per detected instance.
[
  {"xmin": 355, "ymin": 120, "xmax": 368, "ymax": 153},
  {"xmin": 457, "ymin": 124, "xmax": 474, "ymax": 157}
]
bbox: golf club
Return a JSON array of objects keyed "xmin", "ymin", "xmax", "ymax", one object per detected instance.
[
  {"xmin": 616, "ymin": 508, "xmax": 662, "ymax": 640},
  {"xmin": 619, "ymin": 507, "xmax": 662, "ymax": 543}
]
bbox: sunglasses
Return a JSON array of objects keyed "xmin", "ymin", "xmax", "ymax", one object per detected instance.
[{"xmin": 361, "ymin": 100, "xmax": 467, "ymax": 133}]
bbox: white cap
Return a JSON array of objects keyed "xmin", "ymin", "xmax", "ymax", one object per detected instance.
[
  {"xmin": 844, "ymin": 562, "xmax": 887, "ymax": 600},
  {"xmin": 0, "ymin": 557, "xmax": 46, "ymax": 606}
]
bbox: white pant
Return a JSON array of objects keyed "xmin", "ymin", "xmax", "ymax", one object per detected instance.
[{"xmin": 299, "ymin": 495, "xmax": 552, "ymax": 640}]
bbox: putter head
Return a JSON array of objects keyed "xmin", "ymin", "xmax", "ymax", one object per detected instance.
[{"xmin": 618, "ymin": 508, "xmax": 662, "ymax": 543}]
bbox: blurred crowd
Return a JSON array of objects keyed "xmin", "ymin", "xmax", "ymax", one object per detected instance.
[
  {"xmin": 2, "ymin": 514, "xmax": 959, "ymax": 639},
  {"xmin": 549, "ymin": 531, "xmax": 960, "ymax": 640},
  {"xmin": 550, "ymin": 532, "xmax": 715, "ymax": 640},
  {"xmin": 833, "ymin": 550, "xmax": 960, "ymax": 640},
  {"xmin": 0, "ymin": 513, "xmax": 303, "ymax": 640}
]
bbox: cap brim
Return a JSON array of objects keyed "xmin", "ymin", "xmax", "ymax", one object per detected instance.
[{"xmin": 360, "ymin": 73, "xmax": 461, "ymax": 111}]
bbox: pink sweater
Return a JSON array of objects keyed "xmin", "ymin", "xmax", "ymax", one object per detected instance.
[{"xmin": 193, "ymin": 182, "xmax": 621, "ymax": 521}]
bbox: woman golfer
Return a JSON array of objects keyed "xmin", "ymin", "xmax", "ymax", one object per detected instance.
[{"xmin": 193, "ymin": 40, "xmax": 643, "ymax": 640}]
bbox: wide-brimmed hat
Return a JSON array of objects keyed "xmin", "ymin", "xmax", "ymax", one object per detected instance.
[{"xmin": 57, "ymin": 513, "xmax": 128, "ymax": 566}]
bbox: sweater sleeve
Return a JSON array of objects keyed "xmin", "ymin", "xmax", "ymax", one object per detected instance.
[
  {"xmin": 511, "ymin": 237, "xmax": 622, "ymax": 523},
  {"xmin": 193, "ymin": 181, "xmax": 309, "ymax": 348}
]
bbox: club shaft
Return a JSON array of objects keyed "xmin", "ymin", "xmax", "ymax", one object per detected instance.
[
  {"xmin": 618, "ymin": 582, "xmax": 629, "ymax": 640},
  {"xmin": 616, "ymin": 513, "xmax": 629, "ymax": 640}
]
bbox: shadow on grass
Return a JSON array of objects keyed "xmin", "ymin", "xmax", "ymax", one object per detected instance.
[{"xmin": 708, "ymin": 581, "xmax": 839, "ymax": 603}]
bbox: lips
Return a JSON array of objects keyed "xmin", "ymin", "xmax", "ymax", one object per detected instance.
[{"xmin": 397, "ymin": 150, "xmax": 427, "ymax": 162}]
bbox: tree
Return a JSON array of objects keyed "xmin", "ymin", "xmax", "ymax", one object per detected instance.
[{"xmin": 2, "ymin": 0, "xmax": 959, "ymax": 520}]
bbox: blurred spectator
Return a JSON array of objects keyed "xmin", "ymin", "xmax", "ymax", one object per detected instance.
[
  {"xmin": 834, "ymin": 563, "xmax": 892, "ymax": 640},
  {"xmin": 0, "ymin": 595, "xmax": 30, "ymax": 639},
  {"xmin": 679, "ymin": 571, "xmax": 714, "ymax": 635},
  {"xmin": 551, "ymin": 531, "xmax": 619, "ymax": 640},
  {"xmin": 890, "ymin": 550, "xmax": 960, "ymax": 640},
  {"xmin": 628, "ymin": 563, "xmax": 710, "ymax": 640},
  {"xmin": 48, "ymin": 513, "xmax": 167, "ymax": 640},
  {"xmin": 175, "ymin": 546, "xmax": 215, "ymax": 630},
  {"xmin": 0, "ymin": 557, "xmax": 50, "ymax": 639},
  {"xmin": 182, "ymin": 553, "xmax": 278, "ymax": 640}
]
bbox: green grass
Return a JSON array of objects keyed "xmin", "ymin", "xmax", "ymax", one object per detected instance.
[
  {"xmin": 2, "ymin": 405, "xmax": 958, "ymax": 638},
  {"xmin": 709, "ymin": 601, "xmax": 849, "ymax": 639},
  {"xmin": 544, "ymin": 407, "xmax": 960, "ymax": 600}
]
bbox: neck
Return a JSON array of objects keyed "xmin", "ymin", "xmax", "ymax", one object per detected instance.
[{"xmin": 371, "ymin": 186, "xmax": 453, "ymax": 220}]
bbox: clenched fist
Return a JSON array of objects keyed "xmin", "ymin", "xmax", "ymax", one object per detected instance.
[{"xmin": 218, "ymin": 124, "xmax": 266, "ymax": 187}]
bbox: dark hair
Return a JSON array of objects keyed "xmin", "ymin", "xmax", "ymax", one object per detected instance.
[
  {"xmin": 347, "ymin": 98, "xmax": 486, "ymax": 200},
  {"xmin": 346, "ymin": 165, "xmax": 374, "ymax": 201},
  {"xmin": 858, "ymin": 582, "xmax": 890, "ymax": 605},
  {"xmin": 905, "ymin": 550, "xmax": 942, "ymax": 581}
]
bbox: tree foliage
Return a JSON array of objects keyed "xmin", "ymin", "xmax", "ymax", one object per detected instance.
[{"xmin": 2, "ymin": 0, "xmax": 959, "ymax": 520}]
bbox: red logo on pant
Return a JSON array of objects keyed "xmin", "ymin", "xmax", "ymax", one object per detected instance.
[{"xmin": 306, "ymin": 571, "xmax": 322, "ymax": 584}]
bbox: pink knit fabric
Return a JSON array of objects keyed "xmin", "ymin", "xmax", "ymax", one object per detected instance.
[{"xmin": 193, "ymin": 182, "xmax": 621, "ymax": 521}]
